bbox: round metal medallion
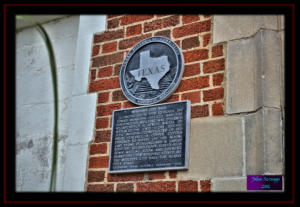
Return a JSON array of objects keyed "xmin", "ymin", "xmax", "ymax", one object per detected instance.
[{"xmin": 120, "ymin": 36, "xmax": 184, "ymax": 105}]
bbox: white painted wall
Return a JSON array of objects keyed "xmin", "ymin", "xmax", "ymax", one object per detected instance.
[
  {"xmin": 16, "ymin": 15, "xmax": 106, "ymax": 191},
  {"xmin": 61, "ymin": 15, "xmax": 106, "ymax": 191}
]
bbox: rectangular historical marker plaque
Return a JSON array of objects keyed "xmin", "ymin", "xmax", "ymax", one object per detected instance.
[{"xmin": 108, "ymin": 101, "xmax": 190, "ymax": 174}]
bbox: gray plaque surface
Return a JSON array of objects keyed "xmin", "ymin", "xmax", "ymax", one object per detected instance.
[
  {"xmin": 120, "ymin": 36, "xmax": 184, "ymax": 105},
  {"xmin": 108, "ymin": 101, "xmax": 190, "ymax": 174}
]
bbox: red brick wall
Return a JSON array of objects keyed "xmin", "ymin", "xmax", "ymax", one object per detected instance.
[{"xmin": 86, "ymin": 14, "xmax": 225, "ymax": 192}]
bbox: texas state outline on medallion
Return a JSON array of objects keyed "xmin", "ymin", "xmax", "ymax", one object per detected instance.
[{"xmin": 129, "ymin": 50, "xmax": 170, "ymax": 90}]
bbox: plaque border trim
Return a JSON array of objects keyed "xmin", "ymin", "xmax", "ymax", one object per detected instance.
[{"xmin": 108, "ymin": 100, "xmax": 190, "ymax": 174}]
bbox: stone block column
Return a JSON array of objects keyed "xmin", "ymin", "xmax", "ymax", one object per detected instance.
[{"xmin": 210, "ymin": 15, "xmax": 284, "ymax": 192}]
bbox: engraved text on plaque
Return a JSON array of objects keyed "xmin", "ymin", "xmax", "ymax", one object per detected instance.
[{"xmin": 108, "ymin": 101, "xmax": 190, "ymax": 173}]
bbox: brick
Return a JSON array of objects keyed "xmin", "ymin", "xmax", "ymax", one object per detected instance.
[
  {"xmin": 203, "ymin": 88, "xmax": 224, "ymax": 101},
  {"xmin": 173, "ymin": 20, "xmax": 211, "ymax": 38},
  {"xmin": 97, "ymin": 66, "xmax": 113, "ymax": 78},
  {"xmin": 98, "ymin": 92, "xmax": 110, "ymax": 104},
  {"xmin": 102, "ymin": 41, "xmax": 117, "ymax": 54},
  {"xmin": 94, "ymin": 29, "xmax": 124, "ymax": 43},
  {"xmin": 203, "ymin": 58, "xmax": 225, "ymax": 74},
  {"xmin": 89, "ymin": 156, "xmax": 109, "ymax": 168},
  {"xmin": 120, "ymin": 15, "xmax": 154, "ymax": 26},
  {"xmin": 212, "ymin": 45, "xmax": 223, "ymax": 58},
  {"xmin": 183, "ymin": 49, "xmax": 209, "ymax": 63},
  {"xmin": 92, "ymin": 45, "xmax": 100, "ymax": 57},
  {"xmin": 137, "ymin": 181, "xmax": 176, "ymax": 192},
  {"xmin": 183, "ymin": 63, "xmax": 200, "ymax": 77},
  {"xmin": 113, "ymin": 64, "xmax": 122, "ymax": 76},
  {"xmin": 95, "ymin": 130, "xmax": 111, "ymax": 143},
  {"xmin": 177, "ymin": 76, "xmax": 209, "ymax": 92},
  {"xmin": 95, "ymin": 117, "xmax": 109, "ymax": 129},
  {"xmin": 123, "ymin": 101, "xmax": 136, "ymax": 109},
  {"xmin": 148, "ymin": 172, "xmax": 165, "ymax": 180},
  {"xmin": 107, "ymin": 18, "xmax": 119, "ymax": 29},
  {"xmin": 178, "ymin": 180, "xmax": 198, "ymax": 192},
  {"xmin": 90, "ymin": 69, "xmax": 96, "ymax": 81},
  {"xmin": 191, "ymin": 105, "xmax": 209, "ymax": 118},
  {"xmin": 213, "ymin": 73, "xmax": 224, "ymax": 86},
  {"xmin": 112, "ymin": 90, "xmax": 126, "ymax": 102},
  {"xmin": 89, "ymin": 77, "xmax": 120, "ymax": 93},
  {"xmin": 204, "ymin": 15, "xmax": 211, "ymax": 18},
  {"xmin": 203, "ymin": 33, "xmax": 211, "ymax": 47},
  {"xmin": 92, "ymin": 52, "xmax": 123, "ymax": 67},
  {"xmin": 162, "ymin": 15, "xmax": 180, "ymax": 28},
  {"xmin": 87, "ymin": 184, "xmax": 114, "ymax": 192},
  {"xmin": 212, "ymin": 102, "xmax": 224, "ymax": 116},
  {"xmin": 156, "ymin": 14, "xmax": 169, "ymax": 18},
  {"xmin": 107, "ymin": 14, "xmax": 121, "ymax": 19},
  {"xmin": 169, "ymin": 171, "xmax": 177, "ymax": 178},
  {"xmin": 182, "ymin": 36, "xmax": 200, "ymax": 50},
  {"xmin": 119, "ymin": 34, "xmax": 152, "ymax": 50},
  {"xmin": 165, "ymin": 94, "xmax": 179, "ymax": 103},
  {"xmin": 182, "ymin": 15, "xmax": 200, "ymax": 24},
  {"xmin": 144, "ymin": 19, "xmax": 163, "ymax": 32},
  {"xmin": 107, "ymin": 173, "xmax": 144, "ymax": 182},
  {"xmin": 126, "ymin": 24, "xmax": 142, "ymax": 37},
  {"xmin": 90, "ymin": 143, "xmax": 107, "ymax": 155},
  {"xmin": 97, "ymin": 103, "xmax": 121, "ymax": 116},
  {"xmin": 87, "ymin": 171, "xmax": 105, "ymax": 182},
  {"xmin": 109, "ymin": 116, "xmax": 113, "ymax": 128},
  {"xmin": 200, "ymin": 180, "xmax": 211, "ymax": 192},
  {"xmin": 154, "ymin": 29, "xmax": 171, "ymax": 38},
  {"xmin": 181, "ymin": 91, "xmax": 201, "ymax": 104},
  {"xmin": 116, "ymin": 183, "xmax": 134, "ymax": 192}
]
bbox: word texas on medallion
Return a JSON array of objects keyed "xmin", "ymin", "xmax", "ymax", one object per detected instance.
[{"xmin": 120, "ymin": 36, "xmax": 184, "ymax": 105}]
